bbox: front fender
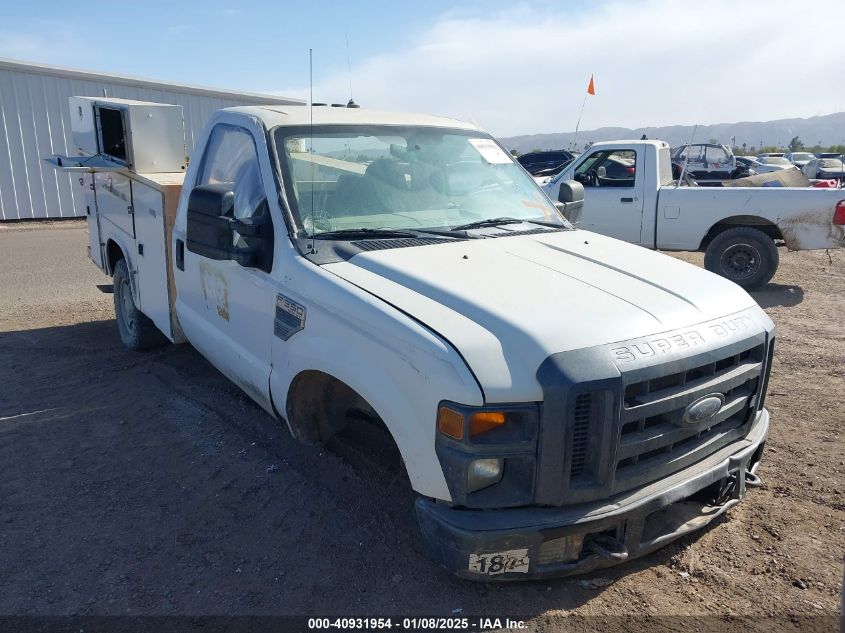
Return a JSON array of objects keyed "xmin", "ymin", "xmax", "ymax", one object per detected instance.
[{"xmin": 269, "ymin": 263, "xmax": 483, "ymax": 501}]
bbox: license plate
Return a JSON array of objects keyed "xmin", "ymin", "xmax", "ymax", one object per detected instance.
[{"xmin": 468, "ymin": 548, "xmax": 530, "ymax": 575}]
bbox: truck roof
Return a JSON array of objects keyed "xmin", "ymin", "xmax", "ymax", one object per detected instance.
[{"xmin": 222, "ymin": 105, "xmax": 483, "ymax": 132}]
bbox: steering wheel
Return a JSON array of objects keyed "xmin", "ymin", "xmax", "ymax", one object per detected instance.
[{"xmin": 575, "ymin": 170, "xmax": 600, "ymax": 187}]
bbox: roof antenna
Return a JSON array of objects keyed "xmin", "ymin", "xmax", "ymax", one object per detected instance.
[
  {"xmin": 345, "ymin": 32, "xmax": 359, "ymax": 108},
  {"xmin": 308, "ymin": 48, "xmax": 317, "ymax": 254}
]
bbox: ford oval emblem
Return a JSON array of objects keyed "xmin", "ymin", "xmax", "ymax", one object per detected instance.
[{"xmin": 682, "ymin": 394, "xmax": 725, "ymax": 425}]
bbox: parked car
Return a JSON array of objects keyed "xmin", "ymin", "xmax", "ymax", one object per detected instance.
[
  {"xmin": 735, "ymin": 156, "xmax": 761, "ymax": 174},
  {"xmin": 784, "ymin": 152, "xmax": 816, "ymax": 169},
  {"xmin": 670, "ymin": 143, "xmax": 745, "ymax": 181},
  {"xmin": 753, "ymin": 156, "xmax": 797, "ymax": 173},
  {"xmin": 517, "ymin": 150, "xmax": 576, "ymax": 177},
  {"xmin": 802, "ymin": 157, "xmax": 845, "ymax": 181}
]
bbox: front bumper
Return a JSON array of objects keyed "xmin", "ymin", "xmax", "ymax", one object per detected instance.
[{"xmin": 416, "ymin": 409, "xmax": 768, "ymax": 581}]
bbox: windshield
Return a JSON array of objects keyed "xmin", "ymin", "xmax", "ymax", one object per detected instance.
[
  {"xmin": 273, "ymin": 125, "xmax": 563, "ymax": 236},
  {"xmin": 792, "ymin": 153, "xmax": 813, "ymax": 161},
  {"xmin": 759, "ymin": 157, "xmax": 791, "ymax": 165}
]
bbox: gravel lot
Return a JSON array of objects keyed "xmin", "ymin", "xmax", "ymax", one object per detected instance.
[{"xmin": 0, "ymin": 220, "xmax": 842, "ymax": 631}]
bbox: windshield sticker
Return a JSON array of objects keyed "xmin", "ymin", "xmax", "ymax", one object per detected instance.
[{"xmin": 468, "ymin": 138, "xmax": 512, "ymax": 164}]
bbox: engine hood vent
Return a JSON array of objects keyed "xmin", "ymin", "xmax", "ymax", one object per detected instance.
[
  {"xmin": 487, "ymin": 227, "xmax": 566, "ymax": 238},
  {"xmin": 352, "ymin": 237, "xmax": 461, "ymax": 251}
]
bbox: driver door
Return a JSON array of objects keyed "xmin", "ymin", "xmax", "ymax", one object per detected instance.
[
  {"xmin": 573, "ymin": 148, "xmax": 645, "ymax": 243},
  {"xmin": 176, "ymin": 123, "xmax": 278, "ymax": 412}
]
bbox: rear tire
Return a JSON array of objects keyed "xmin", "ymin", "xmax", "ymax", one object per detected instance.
[
  {"xmin": 113, "ymin": 258, "xmax": 166, "ymax": 351},
  {"xmin": 703, "ymin": 227, "xmax": 778, "ymax": 290}
]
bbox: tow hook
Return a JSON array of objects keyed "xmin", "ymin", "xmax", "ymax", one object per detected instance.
[
  {"xmin": 583, "ymin": 534, "xmax": 628, "ymax": 562},
  {"xmin": 745, "ymin": 469, "xmax": 762, "ymax": 488}
]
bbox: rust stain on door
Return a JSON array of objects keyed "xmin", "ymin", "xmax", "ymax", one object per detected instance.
[{"xmin": 198, "ymin": 260, "xmax": 230, "ymax": 321}]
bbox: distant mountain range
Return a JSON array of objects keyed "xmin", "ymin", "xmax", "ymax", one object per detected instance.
[{"xmin": 500, "ymin": 112, "xmax": 845, "ymax": 154}]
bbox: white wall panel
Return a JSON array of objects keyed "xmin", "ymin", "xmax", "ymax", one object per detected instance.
[{"xmin": 0, "ymin": 59, "xmax": 301, "ymax": 220}]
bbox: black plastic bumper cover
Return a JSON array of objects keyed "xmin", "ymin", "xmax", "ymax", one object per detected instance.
[{"xmin": 416, "ymin": 410, "xmax": 768, "ymax": 581}]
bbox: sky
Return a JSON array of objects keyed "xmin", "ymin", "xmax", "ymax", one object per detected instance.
[{"xmin": 1, "ymin": 0, "xmax": 843, "ymax": 137}]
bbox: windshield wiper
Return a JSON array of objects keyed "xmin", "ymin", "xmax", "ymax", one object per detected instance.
[
  {"xmin": 311, "ymin": 228, "xmax": 421, "ymax": 240},
  {"xmin": 450, "ymin": 217, "xmax": 567, "ymax": 232},
  {"xmin": 311, "ymin": 227, "xmax": 470, "ymax": 241},
  {"xmin": 450, "ymin": 217, "xmax": 526, "ymax": 231}
]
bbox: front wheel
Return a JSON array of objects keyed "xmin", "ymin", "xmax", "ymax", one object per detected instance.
[
  {"xmin": 703, "ymin": 227, "xmax": 779, "ymax": 290},
  {"xmin": 113, "ymin": 258, "xmax": 166, "ymax": 351}
]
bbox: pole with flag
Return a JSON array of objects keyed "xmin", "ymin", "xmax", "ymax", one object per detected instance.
[{"xmin": 573, "ymin": 74, "xmax": 595, "ymax": 150}]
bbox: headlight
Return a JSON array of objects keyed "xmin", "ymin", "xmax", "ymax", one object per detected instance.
[
  {"xmin": 434, "ymin": 402, "xmax": 539, "ymax": 507},
  {"xmin": 467, "ymin": 458, "xmax": 504, "ymax": 493},
  {"xmin": 437, "ymin": 404, "xmax": 537, "ymax": 443}
]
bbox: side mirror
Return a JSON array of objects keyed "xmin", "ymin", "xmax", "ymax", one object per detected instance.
[
  {"xmin": 597, "ymin": 165, "xmax": 607, "ymax": 179},
  {"xmin": 186, "ymin": 184, "xmax": 264, "ymax": 267},
  {"xmin": 556, "ymin": 180, "xmax": 584, "ymax": 224},
  {"xmin": 557, "ymin": 179, "xmax": 584, "ymax": 204}
]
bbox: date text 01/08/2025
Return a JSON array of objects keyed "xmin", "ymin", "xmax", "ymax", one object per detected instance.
[{"xmin": 307, "ymin": 617, "xmax": 528, "ymax": 630}]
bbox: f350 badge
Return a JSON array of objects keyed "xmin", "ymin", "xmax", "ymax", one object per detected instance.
[{"xmin": 274, "ymin": 294, "xmax": 306, "ymax": 340}]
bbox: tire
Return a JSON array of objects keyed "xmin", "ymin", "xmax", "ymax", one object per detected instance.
[
  {"xmin": 113, "ymin": 258, "xmax": 166, "ymax": 351},
  {"xmin": 703, "ymin": 226, "xmax": 779, "ymax": 290}
]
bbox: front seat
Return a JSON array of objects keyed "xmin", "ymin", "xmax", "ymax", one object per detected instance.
[
  {"xmin": 328, "ymin": 173, "xmax": 381, "ymax": 217},
  {"xmin": 365, "ymin": 159, "xmax": 410, "ymax": 212}
]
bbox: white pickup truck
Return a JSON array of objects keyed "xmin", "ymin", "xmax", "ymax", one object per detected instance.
[
  {"xmin": 51, "ymin": 99, "xmax": 775, "ymax": 580},
  {"xmin": 540, "ymin": 140, "xmax": 845, "ymax": 289}
]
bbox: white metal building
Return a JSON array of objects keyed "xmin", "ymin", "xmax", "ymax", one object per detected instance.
[{"xmin": 0, "ymin": 58, "xmax": 302, "ymax": 220}]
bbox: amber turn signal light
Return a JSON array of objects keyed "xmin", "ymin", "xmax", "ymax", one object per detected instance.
[
  {"xmin": 437, "ymin": 406, "xmax": 465, "ymax": 440},
  {"xmin": 469, "ymin": 411, "xmax": 506, "ymax": 436}
]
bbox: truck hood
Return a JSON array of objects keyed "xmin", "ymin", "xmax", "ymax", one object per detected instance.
[{"xmin": 323, "ymin": 229, "xmax": 762, "ymax": 402}]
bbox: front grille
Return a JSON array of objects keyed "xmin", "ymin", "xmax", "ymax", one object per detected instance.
[
  {"xmin": 550, "ymin": 338, "xmax": 769, "ymax": 505},
  {"xmin": 622, "ymin": 345, "xmax": 760, "ymax": 409},
  {"xmin": 614, "ymin": 342, "xmax": 765, "ymax": 487}
]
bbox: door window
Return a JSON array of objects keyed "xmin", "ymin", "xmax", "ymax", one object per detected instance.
[
  {"xmin": 704, "ymin": 145, "xmax": 730, "ymax": 166},
  {"xmin": 198, "ymin": 125, "xmax": 268, "ymax": 223},
  {"xmin": 574, "ymin": 150, "xmax": 637, "ymax": 187},
  {"xmin": 196, "ymin": 125, "xmax": 273, "ymax": 267}
]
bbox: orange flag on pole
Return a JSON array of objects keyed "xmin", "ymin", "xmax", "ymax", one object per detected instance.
[{"xmin": 587, "ymin": 75, "xmax": 596, "ymax": 95}]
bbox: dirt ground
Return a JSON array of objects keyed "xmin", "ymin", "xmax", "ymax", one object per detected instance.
[{"xmin": 0, "ymin": 221, "xmax": 842, "ymax": 631}]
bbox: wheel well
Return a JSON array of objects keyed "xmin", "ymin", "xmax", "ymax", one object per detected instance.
[
  {"xmin": 699, "ymin": 216, "xmax": 783, "ymax": 251},
  {"xmin": 105, "ymin": 240, "xmax": 124, "ymax": 276},
  {"xmin": 285, "ymin": 370, "xmax": 380, "ymax": 444}
]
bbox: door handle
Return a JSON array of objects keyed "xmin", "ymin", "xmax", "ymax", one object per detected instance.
[
  {"xmin": 176, "ymin": 239, "xmax": 185, "ymax": 271},
  {"xmin": 620, "ymin": 197, "xmax": 634, "ymax": 203}
]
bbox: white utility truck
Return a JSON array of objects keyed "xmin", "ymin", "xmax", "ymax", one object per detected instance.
[
  {"xmin": 541, "ymin": 140, "xmax": 845, "ymax": 289},
  {"xmin": 50, "ymin": 98, "xmax": 775, "ymax": 580}
]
